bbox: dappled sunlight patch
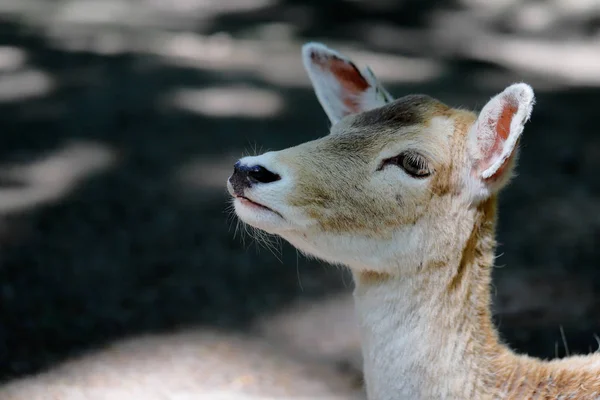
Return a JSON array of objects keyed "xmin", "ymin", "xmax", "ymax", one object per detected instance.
[
  {"xmin": 0, "ymin": 141, "xmax": 117, "ymax": 214},
  {"xmin": 149, "ymin": 32, "xmax": 444, "ymax": 88},
  {"xmin": 552, "ymin": 0, "xmax": 600, "ymax": 18},
  {"xmin": 145, "ymin": 33, "xmax": 300, "ymax": 79},
  {"xmin": 148, "ymin": 31, "xmax": 311, "ymax": 87},
  {"xmin": 0, "ymin": 69, "xmax": 54, "ymax": 103},
  {"xmin": 457, "ymin": 0, "xmax": 599, "ymax": 20},
  {"xmin": 0, "ymin": 328, "xmax": 365, "ymax": 400},
  {"xmin": 511, "ymin": 2, "xmax": 557, "ymax": 33},
  {"xmin": 466, "ymin": 37, "xmax": 600, "ymax": 86},
  {"xmin": 458, "ymin": 0, "xmax": 521, "ymax": 15},
  {"xmin": 143, "ymin": 0, "xmax": 276, "ymax": 17},
  {"xmin": 54, "ymin": 0, "xmax": 132, "ymax": 25},
  {"xmin": 457, "ymin": 0, "xmax": 600, "ymax": 34},
  {"xmin": 0, "ymin": 0, "xmax": 48, "ymax": 14},
  {"xmin": 0, "ymin": 47, "xmax": 27, "ymax": 72},
  {"xmin": 167, "ymin": 86, "xmax": 284, "ymax": 118},
  {"xmin": 25, "ymin": 0, "xmax": 276, "ymax": 33},
  {"xmin": 332, "ymin": 45, "xmax": 444, "ymax": 84},
  {"xmin": 254, "ymin": 293, "xmax": 361, "ymax": 365}
]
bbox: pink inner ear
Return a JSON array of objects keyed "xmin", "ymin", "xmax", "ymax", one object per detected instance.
[
  {"xmin": 486, "ymin": 142, "xmax": 517, "ymax": 182},
  {"xmin": 310, "ymin": 52, "xmax": 369, "ymax": 113},
  {"xmin": 483, "ymin": 102, "xmax": 518, "ymax": 181},
  {"xmin": 497, "ymin": 103, "xmax": 516, "ymax": 140}
]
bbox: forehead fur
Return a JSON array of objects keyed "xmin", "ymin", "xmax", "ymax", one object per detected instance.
[{"xmin": 350, "ymin": 94, "xmax": 452, "ymax": 130}]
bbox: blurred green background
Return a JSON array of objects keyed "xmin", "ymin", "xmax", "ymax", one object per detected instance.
[{"xmin": 0, "ymin": 0, "xmax": 598, "ymax": 398}]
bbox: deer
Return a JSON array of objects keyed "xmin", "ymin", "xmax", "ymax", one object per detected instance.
[{"xmin": 227, "ymin": 42, "xmax": 600, "ymax": 399}]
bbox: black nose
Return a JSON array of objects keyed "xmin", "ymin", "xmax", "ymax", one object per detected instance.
[{"xmin": 230, "ymin": 161, "xmax": 280, "ymax": 196}]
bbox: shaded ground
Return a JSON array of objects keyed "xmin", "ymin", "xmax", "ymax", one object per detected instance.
[
  {"xmin": 0, "ymin": 0, "xmax": 599, "ymax": 397},
  {"xmin": 0, "ymin": 295, "xmax": 366, "ymax": 399}
]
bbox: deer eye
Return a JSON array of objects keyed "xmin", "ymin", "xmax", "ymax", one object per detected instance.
[{"xmin": 379, "ymin": 151, "xmax": 433, "ymax": 178}]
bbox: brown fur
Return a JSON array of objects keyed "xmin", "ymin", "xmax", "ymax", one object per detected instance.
[
  {"xmin": 351, "ymin": 94, "xmax": 440, "ymax": 129},
  {"xmin": 357, "ymin": 270, "xmax": 392, "ymax": 285},
  {"xmin": 459, "ymin": 198, "xmax": 600, "ymax": 399},
  {"xmin": 241, "ymin": 90, "xmax": 600, "ymax": 398},
  {"xmin": 430, "ymin": 110, "xmax": 477, "ymax": 197}
]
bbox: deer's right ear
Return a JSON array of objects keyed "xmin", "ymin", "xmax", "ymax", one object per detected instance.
[
  {"xmin": 302, "ymin": 42, "xmax": 393, "ymax": 124},
  {"xmin": 467, "ymin": 83, "xmax": 535, "ymax": 200}
]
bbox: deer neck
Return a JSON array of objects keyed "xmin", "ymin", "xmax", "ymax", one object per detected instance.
[{"xmin": 352, "ymin": 197, "xmax": 508, "ymax": 400}]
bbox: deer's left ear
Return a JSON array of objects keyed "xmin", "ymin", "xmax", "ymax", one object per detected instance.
[
  {"xmin": 302, "ymin": 42, "xmax": 393, "ymax": 125},
  {"xmin": 468, "ymin": 83, "xmax": 535, "ymax": 198}
]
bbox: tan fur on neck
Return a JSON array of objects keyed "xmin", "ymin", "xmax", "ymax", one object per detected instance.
[{"xmin": 356, "ymin": 197, "xmax": 600, "ymax": 399}]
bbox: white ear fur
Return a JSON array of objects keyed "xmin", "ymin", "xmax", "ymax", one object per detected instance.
[
  {"xmin": 468, "ymin": 83, "xmax": 535, "ymax": 196},
  {"xmin": 302, "ymin": 42, "xmax": 393, "ymax": 124}
]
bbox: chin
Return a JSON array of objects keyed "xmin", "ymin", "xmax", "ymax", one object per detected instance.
[{"xmin": 276, "ymin": 230, "xmax": 345, "ymax": 265}]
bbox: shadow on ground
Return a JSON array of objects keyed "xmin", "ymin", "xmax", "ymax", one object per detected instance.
[{"xmin": 0, "ymin": 0, "xmax": 599, "ymax": 396}]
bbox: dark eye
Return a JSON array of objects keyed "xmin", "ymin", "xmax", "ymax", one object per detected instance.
[{"xmin": 379, "ymin": 152, "xmax": 433, "ymax": 178}]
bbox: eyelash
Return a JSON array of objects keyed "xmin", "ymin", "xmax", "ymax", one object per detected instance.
[{"xmin": 378, "ymin": 151, "xmax": 433, "ymax": 178}]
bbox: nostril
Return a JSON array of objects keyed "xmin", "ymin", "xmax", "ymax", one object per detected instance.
[
  {"xmin": 230, "ymin": 162, "xmax": 280, "ymax": 195},
  {"xmin": 234, "ymin": 161, "xmax": 246, "ymax": 172},
  {"xmin": 247, "ymin": 165, "xmax": 280, "ymax": 184}
]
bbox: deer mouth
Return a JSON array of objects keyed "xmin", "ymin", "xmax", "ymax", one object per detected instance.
[
  {"xmin": 234, "ymin": 195, "xmax": 284, "ymax": 219},
  {"xmin": 237, "ymin": 195, "xmax": 269, "ymax": 210}
]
